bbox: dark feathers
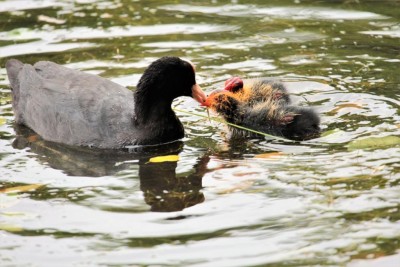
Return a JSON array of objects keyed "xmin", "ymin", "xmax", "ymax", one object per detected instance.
[
  {"xmin": 207, "ymin": 78, "xmax": 321, "ymax": 141},
  {"xmin": 6, "ymin": 57, "xmax": 205, "ymax": 148}
]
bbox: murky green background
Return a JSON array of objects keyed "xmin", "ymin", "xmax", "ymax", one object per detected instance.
[{"xmin": 0, "ymin": 0, "xmax": 399, "ymax": 266}]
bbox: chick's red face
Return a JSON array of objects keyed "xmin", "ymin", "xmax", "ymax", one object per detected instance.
[
  {"xmin": 224, "ymin": 77, "xmax": 243, "ymax": 93},
  {"xmin": 202, "ymin": 89, "xmax": 224, "ymax": 107}
]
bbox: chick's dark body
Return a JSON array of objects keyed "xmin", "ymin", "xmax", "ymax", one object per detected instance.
[{"xmin": 208, "ymin": 78, "xmax": 321, "ymax": 141}]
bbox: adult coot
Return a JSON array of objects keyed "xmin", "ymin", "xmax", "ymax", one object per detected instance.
[
  {"xmin": 6, "ymin": 57, "xmax": 206, "ymax": 148},
  {"xmin": 205, "ymin": 77, "xmax": 320, "ymax": 141}
]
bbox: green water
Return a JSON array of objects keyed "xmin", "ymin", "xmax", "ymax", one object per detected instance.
[{"xmin": 0, "ymin": 0, "xmax": 399, "ymax": 266}]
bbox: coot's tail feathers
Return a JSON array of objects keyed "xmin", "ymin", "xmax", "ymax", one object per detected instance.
[
  {"xmin": 6, "ymin": 59, "xmax": 25, "ymax": 123},
  {"xmin": 5, "ymin": 59, "xmax": 23, "ymax": 92},
  {"xmin": 5, "ymin": 59, "xmax": 43, "ymax": 124}
]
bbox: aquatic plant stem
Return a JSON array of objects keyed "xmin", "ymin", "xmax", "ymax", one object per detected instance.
[{"xmin": 172, "ymin": 107, "xmax": 290, "ymax": 141}]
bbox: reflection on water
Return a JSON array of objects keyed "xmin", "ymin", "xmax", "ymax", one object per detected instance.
[
  {"xmin": 12, "ymin": 124, "xmax": 207, "ymax": 212},
  {"xmin": 0, "ymin": 0, "xmax": 399, "ymax": 266}
]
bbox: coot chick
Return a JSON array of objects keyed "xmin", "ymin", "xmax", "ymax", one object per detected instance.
[
  {"xmin": 205, "ymin": 83, "xmax": 320, "ymax": 141},
  {"xmin": 6, "ymin": 57, "xmax": 206, "ymax": 148},
  {"xmin": 224, "ymin": 77, "xmax": 291, "ymax": 105}
]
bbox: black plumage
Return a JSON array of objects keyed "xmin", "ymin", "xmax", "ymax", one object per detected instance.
[{"xmin": 6, "ymin": 57, "xmax": 206, "ymax": 148}]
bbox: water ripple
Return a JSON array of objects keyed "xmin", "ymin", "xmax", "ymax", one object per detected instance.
[{"xmin": 161, "ymin": 4, "xmax": 389, "ymax": 20}]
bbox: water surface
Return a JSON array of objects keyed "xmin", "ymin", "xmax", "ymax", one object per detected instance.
[{"xmin": 0, "ymin": 0, "xmax": 399, "ymax": 266}]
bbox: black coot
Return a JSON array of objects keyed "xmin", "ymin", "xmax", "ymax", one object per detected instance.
[{"xmin": 6, "ymin": 57, "xmax": 206, "ymax": 148}]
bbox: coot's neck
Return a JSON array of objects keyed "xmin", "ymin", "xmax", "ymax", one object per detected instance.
[
  {"xmin": 133, "ymin": 92, "xmax": 184, "ymax": 144},
  {"xmin": 134, "ymin": 98, "xmax": 175, "ymax": 123}
]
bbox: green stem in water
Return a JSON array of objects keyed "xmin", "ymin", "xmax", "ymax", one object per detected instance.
[{"xmin": 172, "ymin": 107, "xmax": 290, "ymax": 141}]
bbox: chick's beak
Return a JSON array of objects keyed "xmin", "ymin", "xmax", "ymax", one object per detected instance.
[{"xmin": 192, "ymin": 84, "xmax": 207, "ymax": 105}]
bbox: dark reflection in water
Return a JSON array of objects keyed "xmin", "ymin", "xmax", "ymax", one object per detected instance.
[
  {"xmin": 139, "ymin": 156, "xmax": 207, "ymax": 212},
  {"xmin": 12, "ymin": 124, "xmax": 208, "ymax": 212}
]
